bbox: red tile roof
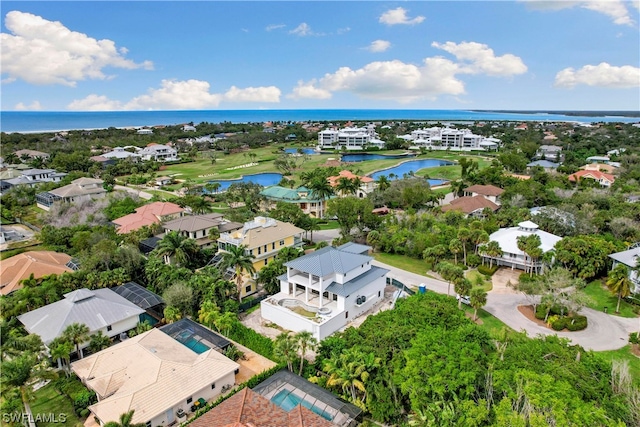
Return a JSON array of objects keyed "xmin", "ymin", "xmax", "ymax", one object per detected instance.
[
  {"xmin": 567, "ymin": 169, "xmax": 615, "ymax": 183},
  {"xmin": 441, "ymin": 195, "xmax": 499, "ymax": 215},
  {"xmin": 112, "ymin": 202, "xmax": 184, "ymax": 234},
  {"xmin": 327, "ymin": 170, "xmax": 373, "ymax": 187},
  {"xmin": 0, "ymin": 251, "xmax": 73, "ymax": 295},
  {"xmin": 190, "ymin": 388, "xmax": 333, "ymax": 427},
  {"xmin": 464, "ymin": 184, "xmax": 504, "ymax": 197}
]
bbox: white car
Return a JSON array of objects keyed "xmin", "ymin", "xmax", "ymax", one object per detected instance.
[{"xmin": 456, "ymin": 294, "xmax": 471, "ymax": 305}]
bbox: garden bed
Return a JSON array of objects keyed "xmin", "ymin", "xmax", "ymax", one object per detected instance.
[{"xmin": 518, "ymin": 305, "xmax": 588, "ymax": 332}]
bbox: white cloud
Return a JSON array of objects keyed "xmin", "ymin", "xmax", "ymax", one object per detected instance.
[
  {"xmin": 520, "ymin": 0, "xmax": 636, "ymax": 26},
  {"xmin": 554, "ymin": 62, "xmax": 640, "ymax": 88},
  {"xmin": 14, "ymin": 101, "xmax": 42, "ymax": 111},
  {"xmin": 67, "ymin": 94, "xmax": 123, "ymax": 111},
  {"xmin": 432, "ymin": 41, "xmax": 527, "ymax": 76},
  {"xmin": 223, "ymin": 85, "xmax": 281, "ymax": 102},
  {"xmin": 379, "ymin": 7, "xmax": 425, "ymax": 26},
  {"xmin": 266, "ymin": 24, "xmax": 285, "ymax": 31},
  {"xmin": 289, "ymin": 23, "xmax": 313, "ymax": 36},
  {"xmin": 337, "ymin": 27, "xmax": 351, "ymax": 35},
  {"xmin": 287, "ymin": 80, "xmax": 332, "ymax": 100},
  {"xmin": 67, "ymin": 79, "xmax": 282, "ymax": 110},
  {"xmin": 367, "ymin": 40, "xmax": 391, "ymax": 53},
  {"xmin": 1, "ymin": 11, "xmax": 153, "ymax": 86}
]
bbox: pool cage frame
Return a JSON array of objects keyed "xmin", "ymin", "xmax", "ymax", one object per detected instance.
[{"xmin": 159, "ymin": 318, "xmax": 231, "ymax": 354}]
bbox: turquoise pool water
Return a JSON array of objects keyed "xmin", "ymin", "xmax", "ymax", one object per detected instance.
[
  {"xmin": 271, "ymin": 390, "xmax": 333, "ymax": 420},
  {"xmin": 182, "ymin": 337, "xmax": 210, "ymax": 354},
  {"xmin": 205, "ymin": 173, "xmax": 283, "ymax": 192}
]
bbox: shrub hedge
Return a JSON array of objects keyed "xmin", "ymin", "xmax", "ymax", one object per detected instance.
[{"xmin": 477, "ymin": 264, "xmax": 499, "ymax": 276}]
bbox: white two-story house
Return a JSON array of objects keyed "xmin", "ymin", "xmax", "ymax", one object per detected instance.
[{"xmin": 261, "ymin": 243, "xmax": 389, "ymax": 341}]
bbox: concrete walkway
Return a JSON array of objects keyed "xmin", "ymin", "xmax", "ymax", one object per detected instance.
[{"xmin": 372, "ymin": 260, "xmax": 639, "ymax": 351}]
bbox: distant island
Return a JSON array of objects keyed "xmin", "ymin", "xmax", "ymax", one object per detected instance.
[{"xmin": 472, "ymin": 110, "xmax": 640, "ymax": 118}]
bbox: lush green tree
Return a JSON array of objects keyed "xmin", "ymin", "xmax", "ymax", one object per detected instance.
[
  {"xmin": 436, "ymin": 262, "xmax": 464, "ymax": 296},
  {"xmin": 454, "ymin": 278, "xmax": 473, "ymax": 309},
  {"xmin": 457, "ymin": 228, "xmax": 471, "ymax": 265},
  {"xmin": 220, "ymin": 245, "xmax": 256, "ymax": 303},
  {"xmin": 274, "ymin": 332, "xmax": 298, "ymax": 372},
  {"xmin": 154, "ymin": 231, "xmax": 199, "ymax": 268},
  {"xmin": 163, "ymin": 305, "xmax": 182, "ymax": 323},
  {"xmin": 103, "ymin": 410, "xmax": 145, "ymax": 427},
  {"xmin": 62, "ymin": 322, "xmax": 90, "ymax": 359},
  {"xmin": 1, "ymin": 353, "xmax": 57, "ymax": 414},
  {"xmin": 307, "ymin": 177, "xmax": 334, "ymax": 218},
  {"xmin": 482, "ymin": 240, "xmax": 503, "ymax": 269},
  {"xmin": 323, "ymin": 347, "xmax": 381, "ymax": 409},
  {"xmin": 295, "ymin": 331, "xmax": 318, "ymax": 375},
  {"xmin": 88, "ymin": 331, "xmax": 111, "ymax": 354},
  {"xmin": 449, "ymin": 238, "xmax": 464, "ymax": 265},
  {"xmin": 554, "ymin": 235, "xmax": 618, "ymax": 280},
  {"xmin": 49, "ymin": 337, "xmax": 73, "ymax": 375},
  {"xmin": 606, "ymin": 264, "xmax": 633, "ymax": 313},
  {"xmin": 162, "ymin": 283, "xmax": 194, "ymax": 317},
  {"xmin": 469, "ymin": 287, "xmax": 488, "ymax": 321}
]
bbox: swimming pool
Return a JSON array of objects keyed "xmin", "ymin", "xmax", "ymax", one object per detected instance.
[
  {"xmin": 284, "ymin": 148, "xmax": 317, "ymax": 155},
  {"xmin": 181, "ymin": 337, "xmax": 210, "ymax": 354},
  {"xmin": 205, "ymin": 173, "xmax": 283, "ymax": 192},
  {"xmin": 271, "ymin": 390, "xmax": 333, "ymax": 420}
]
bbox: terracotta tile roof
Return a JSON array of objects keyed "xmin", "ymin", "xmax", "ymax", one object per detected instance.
[
  {"xmin": 0, "ymin": 251, "xmax": 72, "ymax": 295},
  {"xmin": 190, "ymin": 388, "xmax": 332, "ymax": 427},
  {"xmin": 441, "ymin": 195, "xmax": 499, "ymax": 215},
  {"xmin": 464, "ymin": 184, "xmax": 504, "ymax": 197},
  {"xmin": 567, "ymin": 169, "xmax": 615, "ymax": 183},
  {"xmin": 113, "ymin": 202, "xmax": 184, "ymax": 234},
  {"xmin": 327, "ymin": 170, "xmax": 373, "ymax": 187}
]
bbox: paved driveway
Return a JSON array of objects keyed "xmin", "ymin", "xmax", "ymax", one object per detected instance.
[{"xmin": 372, "ymin": 260, "xmax": 639, "ymax": 351}]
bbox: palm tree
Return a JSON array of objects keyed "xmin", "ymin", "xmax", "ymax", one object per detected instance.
[
  {"xmin": 482, "ymin": 241, "xmax": 503, "ymax": 269},
  {"xmin": 469, "ymin": 287, "xmax": 488, "ymax": 321},
  {"xmin": 274, "ymin": 332, "xmax": 297, "ymax": 372},
  {"xmin": 336, "ymin": 177, "xmax": 358, "ymax": 196},
  {"xmin": 104, "ymin": 410, "xmax": 145, "ymax": 427},
  {"xmin": 198, "ymin": 300, "xmax": 220, "ymax": 330},
  {"xmin": 449, "ymin": 239, "xmax": 463, "ymax": 265},
  {"xmin": 163, "ymin": 305, "xmax": 182, "ymax": 324},
  {"xmin": 88, "ymin": 331, "xmax": 111, "ymax": 354},
  {"xmin": 62, "ymin": 323, "xmax": 90, "ymax": 359},
  {"xmin": 606, "ymin": 264, "xmax": 633, "ymax": 313},
  {"xmin": 1, "ymin": 353, "xmax": 57, "ymax": 416},
  {"xmin": 295, "ymin": 331, "xmax": 317, "ymax": 375},
  {"xmin": 471, "ymin": 229, "xmax": 489, "ymax": 254},
  {"xmin": 516, "ymin": 235, "xmax": 529, "ymax": 274},
  {"xmin": 376, "ymin": 175, "xmax": 390, "ymax": 191},
  {"xmin": 323, "ymin": 348, "xmax": 380, "ymax": 406},
  {"xmin": 213, "ymin": 312, "xmax": 237, "ymax": 337},
  {"xmin": 155, "ymin": 231, "xmax": 199, "ymax": 268},
  {"xmin": 436, "ymin": 262, "xmax": 464, "ymax": 296},
  {"xmin": 457, "ymin": 228, "xmax": 471, "ymax": 265},
  {"xmin": 220, "ymin": 245, "xmax": 256, "ymax": 303},
  {"xmin": 307, "ymin": 177, "xmax": 334, "ymax": 218},
  {"xmin": 454, "ymin": 278, "xmax": 472, "ymax": 310},
  {"xmin": 48, "ymin": 337, "xmax": 73, "ymax": 375}
]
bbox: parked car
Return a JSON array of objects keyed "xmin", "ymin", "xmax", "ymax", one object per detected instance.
[{"xmin": 456, "ymin": 294, "xmax": 471, "ymax": 305}]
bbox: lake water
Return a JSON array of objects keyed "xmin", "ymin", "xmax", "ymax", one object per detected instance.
[
  {"xmin": 369, "ymin": 159, "xmax": 454, "ymax": 186},
  {"xmin": 205, "ymin": 172, "xmax": 283, "ymax": 192},
  {"xmin": 283, "ymin": 148, "xmax": 318, "ymax": 155},
  {"xmin": 341, "ymin": 153, "xmax": 415, "ymax": 162}
]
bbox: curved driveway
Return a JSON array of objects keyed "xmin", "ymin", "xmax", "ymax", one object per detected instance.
[{"xmin": 373, "ymin": 260, "xmax": 639, "ymax": 351}]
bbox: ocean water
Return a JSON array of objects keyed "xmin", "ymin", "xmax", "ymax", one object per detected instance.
[{"xmin": 1, "ymin": 109, "xmax": 637, "ymax": 133}]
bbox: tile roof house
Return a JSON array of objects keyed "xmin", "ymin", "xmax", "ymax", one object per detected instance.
[
  {"xmin": 138, "ymin": 144, "xmax": 178, "ymax": 162},
  {"xmin": 527, "ymin": 160, "xmax": 560, "ymax": 171},
  {"xmin": 112, "ymin": 201, "xmax": 184, "ymax": 234},
  {"xmin": 463, "ymin": 184, "xmax": 504, "ymax": 204},
  {"xmin": 0, "ymin": 250, "xmax": 74, "ymax": 295},
  {"xmin": 72, "ymin": 328, "xmax": 239, "ymax": 427},
  {"xmin": 217, "ymin": 217, "xmax": 304, "ymax": 300},
  {"xmin": 483, "ymin": 221, "xmax": 562, "ymax": 274},
  {"xmin": 190, "ymin": 387, "xmax": 333, "ymax": 427},
  {"xmin": 14, "ymin": 149, "xmax": 50, "ymax": 160},
  {"xmin": 36, "ymin": 177, "xmax": 107, "ymax": 211},
  {"xmin": 327, "ymin": 170, "xmax": 376, "ymax": 198},
  {"xmin": 18, "ymin": 288, "xmax": 144, "ymax": 352},
  {"xmin": 101, "ymin": 146, "xmax": 141, "ymax": 160},
  {"xmin": 609, "ymin": 246, "xmax": 640, "ymax": 293},
  {"xmin": 567, "ymin": 170, "xmax": 615, "ymax": 187},
  {"xmin": 261, "ymin": 245, "xmax": 389, "ymax": 341},
  {"xmin": 441, "ymin": 195, "xmax": 499, "ymax": 217},
  {"xmin": 162, "ymin": 213, "xmax": 242, "ymax": 249}
]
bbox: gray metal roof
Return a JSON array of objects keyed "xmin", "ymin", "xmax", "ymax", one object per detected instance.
[
  {"xmin": 284, "ymin": 246, "xmax": 372, "ymax": 276},
  {"xmin": 609, "ymin": 247, "xmax": 639, "ymax": 267},
  {"xmin": 18, "ymin": 288, "xmax": 144, "ymax": 345},
  {"xmin": 336, "ymin": 242, "xmax": 371, "ymax": 255},
  {"xmin": 325, "ymin": 266, "xmax": 389, "ymax": 297}
]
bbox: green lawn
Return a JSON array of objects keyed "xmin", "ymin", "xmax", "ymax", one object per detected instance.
[
  {"xmin": 316, "ymin": 220, "xmax": 340, "ymax": 230},
  {"xmin": 598, "ymin": 345, "xmax": 640, "ymax": 382},
  {"xmin": 583, "ymin": 280, "xmax": 639, "ymax": 318},
  {"xmin": 372, "ymin": 252, "xmax": 435, "ymax": 279},
  {"xmin": 465, "ymin": 269, "xmax": 493, "ymax": 292},
  {"xmin": 461, "ymin": 305, "xmax": 513, "ymax": 336},
  {"xmin": 30, "ymin": 382, "xmax": 83, "ymax": 427}
]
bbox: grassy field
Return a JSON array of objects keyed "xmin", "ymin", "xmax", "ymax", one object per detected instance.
[
  {"xmin": 583, "ymin": 280, "xmax": 638, "ymax": 318},
  {"xmin": 160, "ymin": 147, "xmax": 490, "ymax": 185},
  {"xmin": 372, "ymin": 252, "xmax": 433, "ymax": 280},
  {"xmin": 465, "ymin": 269, "xmax": 493, "ymax": 292},
  {"xmin": 598, "ymin": 345, "xmax": 640, "ymax": 381},
  {"xmin": 30, "ymin": 382, "xmax": 84, "ymax": 427},
  {"xmin": 316, "ymin": 220, "xmax": 340, "ymax": 230}
]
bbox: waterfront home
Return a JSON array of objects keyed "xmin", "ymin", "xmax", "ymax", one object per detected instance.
[
  {"xmin": 72, "ymin": 328, "xmax": 239, "ymax": 427},
  {"xmin": 161, "ymin": 213, "xmax": 242, "ymax": 251},
  {"xmin": 36, "ymin": 177, "xmax": 107, "ymax": 211},
  {"xmin": 261, "ymin": 186, "xmax": 331, "ymax": 218},
  {"xmin": 18, "ymin": 288, "xmax": 144, "ymax": 356},
  {"xmin": 609, "ymin": 245, "xmax": 640, "ymax": 294},
  {"xmin": 404, "ymin": 127, "xmax": 498, "ymax": 151},
  {"xmin": 217, "ymin": 217, "xmax": 304, "ymax": 299},
  {"xmin": 0, "ymin": 250, "xmax": 75, "ymax": 295},
  {"xmin": 261, "ymin": 244, "xmax": 389, "ymax": 341},
  {"xmin": 483, "ymin": 221, "xmax": 561, "ymax": 274},
  {"xmin": 138, "ymin": 143, "xmax": 178, "ymax": 162},
  {"xmin": 327, "ymin": 170, "xmax": 376, "ymax": 198},
  {"xmin": 317, "ymin": 124, "xmax": 379, "ymax": 150},
  {"xmin": 112, "ymin": 201, "xmax": 184, "ymax": 234}
]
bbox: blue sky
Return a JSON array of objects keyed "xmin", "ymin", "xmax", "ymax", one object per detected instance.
[{"xmin": 1, "ymin": 1, "xmax": 639, "ymax": 111}]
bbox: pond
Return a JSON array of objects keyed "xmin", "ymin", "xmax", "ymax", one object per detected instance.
[
  {"xmin": 369, "ymin": 159, "xmax": 454, "ymax": 186},
  {"xmin": 205, "ymin": 172, "xmax": 283, "ymax": 192},
  {"xmin": 341, "ymin": 153, "xmax": 415, "ymax": 162},
  {"xmin": 283, "ymin": 148, "xmax": 318, "ymax": 155}
]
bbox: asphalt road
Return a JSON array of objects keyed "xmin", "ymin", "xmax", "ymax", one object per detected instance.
[{"xmin": 373, "ymin": 259, "xmax": 639, "ymax": 351}]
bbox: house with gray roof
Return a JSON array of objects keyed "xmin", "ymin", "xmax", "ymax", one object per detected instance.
[
  {"xmin": 161, "ymin": 213, "xmax": 242, "ymax": 250},
  {"xmin": 609, "ymin": 245, "xmax": 640, "ymax": 293},
  {"xmin": 36, "ymin": 177, "xmax": 107, "ymax": 211},
  {"xmin": 18, "ymin": 288, "xmax": 144, "ymax": 357},
  {"xmin": 261, "ymin": 245, "xmax": 389, "ymax": 341}
]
